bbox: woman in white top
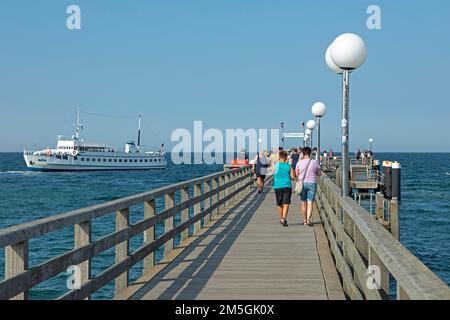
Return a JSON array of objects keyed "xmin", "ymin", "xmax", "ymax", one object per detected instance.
[{"xmin": 253, "ymin": 151, "xmax": 270, "ymax": 194}]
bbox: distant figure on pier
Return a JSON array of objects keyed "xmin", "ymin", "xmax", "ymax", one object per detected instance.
[
  {"xmin": 289, "ymin": 148, "xmax": 300, "ymax": 170},
  {"xmin": 273, "ymin": 150, "xmax": 296, "ymax": 227},
  {"xmin": 355, "ymin": 149, "xmax": 361, "ymax": 162},
  {"xmin": 253, "ymin": 151, "xmax": 270, "ymax": 194},
  {"xmin": 329, "ymin": 149, "xmax": 333, "ymax": 157},
  {"xmin": 295, "ymin": 147, "xmax": 322, "ymax": 226},
  {"xmin": 323, "ymin": 150, "xmax": 328, "ymax": 159}
]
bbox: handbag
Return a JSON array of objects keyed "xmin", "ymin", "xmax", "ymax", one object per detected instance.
[{"xmin": 295, "ymin": 158, "xmax": 312, "ymax": 196}]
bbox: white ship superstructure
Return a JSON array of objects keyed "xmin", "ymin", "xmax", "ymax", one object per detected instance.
[{"xmin": 23, "ymin": 110, "xmax": 167, "ymax": 171}]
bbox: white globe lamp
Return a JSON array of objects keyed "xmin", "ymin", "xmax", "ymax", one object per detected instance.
[{"xmin": 330, "ymin": 33, "xmax": 367, "ymax": 70}]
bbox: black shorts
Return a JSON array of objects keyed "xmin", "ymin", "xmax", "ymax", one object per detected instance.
[
  {"xmin": 256, "ymin": 174, "xmax": 266, "ymax": 180},
  {"xmin": 275, "ymin": 188, "xmax": 292, "ymax": 206}
]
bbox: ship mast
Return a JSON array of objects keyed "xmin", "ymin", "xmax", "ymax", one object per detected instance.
[
  {"xmin": 74, "ymin": 108, "xmax": 83, "ymax": 141},
  {"xmin": 137, "ymin": 114, "xmax": 141, "ymax": 152}
]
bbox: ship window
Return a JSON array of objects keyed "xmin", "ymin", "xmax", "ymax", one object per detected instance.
[
  {"xmin": 74, "ymin": 156, "xmax": 78, "ymax": 160},
  {"xmin": 139, "ymin": 159, "xmax": 143, "ymax": 162},
  {"xmin": 114, "ymin": 159, "xmax": 117, "ymax": 162},
  {"xmin": 109, "ymin": 159, "xmax": 112, "ymax": 162},
  {"xmin": 97, "ymin": 158, "xmax": 101, "ymax": 162},
  {"xmin": 81, "ymin": 158, "xmax": 84, "ymax": 161},
  {"xmin": 124, "ymin": 159, "xmax": 127, "ymax": 162},
  {"xmin": 119, "ymin": 159, "xmax": 122, "ymax": 162},
  {"xmin": 145, "ymin": 159, "xmax": 148, "ymax": 162},
  {"xmin": 63, "ymin": 156, "xmax": 68, "ymax": 160},
  {"xmin": 92, "ymin": 158, "xmax": 95, "ymax": 162},
  {"xmin": 134, "ymin": 159, "xmax": 138, "ymax": 163},
  {"xmin": 86, "ymin": 158, "xmax": 90, "ymax": 161},
  {"xmin": 103, "ymin": 159, "xmax": 107, "ymax": 162}
]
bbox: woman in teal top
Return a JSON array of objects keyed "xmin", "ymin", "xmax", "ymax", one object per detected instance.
[{"xmin": 273, "ymin": 150, "xmax": 296, "ymax": 227}]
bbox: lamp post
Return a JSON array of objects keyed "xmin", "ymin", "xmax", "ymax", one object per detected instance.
[
  {"xmin": 327, "ymin": 33, "xmax": 367, "ymax": 197},
  {"xmin": 312, "ymin": 102, "xmax": 327, "ymax": 162},
  {"xmin": 369, "ymin": 138, "xmax": 374, "ymax": 151}
]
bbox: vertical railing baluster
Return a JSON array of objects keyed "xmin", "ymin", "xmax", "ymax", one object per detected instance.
[
  {"xmin": 204, "ymin": 179, "xmax": 212, "ymax": 225},
  {"xmin": 143, "ymin": 199, "xmax": 155, "ymax": 274},
  {"xmin": 194, "ymin": 183, "xmax": 202, "ymax": 234},
  {"xmin": 115, "ymin": 208, "xmax": 129, "ymax": 295},
  {"xmin": 74, "ymin": 220, "xmax": 91, "ymax": 299},
  {"xmin": 164, "ymin": 192, "xmax": 175, "ymax": 256},
  {"xmin": 180, "ymin": 186, "xmax": 190, "ymax": 241},
  {"xmin": 224, "ymin": 173, "xmax": 230, "ymax": 208},
  {"xmin": 219, "ymin": 175, "xmax": 226, "ymax": 213},
  {"xmin": 5, "ymin": 241, "xmax": 29, "ymax": 300},
  {"xmin": 212, "ymin": 177, "xmax": 219, "ymax": 218}
]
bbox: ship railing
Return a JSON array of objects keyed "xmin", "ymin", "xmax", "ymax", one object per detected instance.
[
  {"xmin": 0, "ymin": 165, "xmax": 254, "ymax": 300},
  {"xmin": 316, "ymin": 172, "xmax": 450, "ymax": 300}
]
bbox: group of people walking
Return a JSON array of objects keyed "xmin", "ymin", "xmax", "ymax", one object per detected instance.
[{"xmin": 252, "ymin": 146, "xmax": 322, "ymax": 227}]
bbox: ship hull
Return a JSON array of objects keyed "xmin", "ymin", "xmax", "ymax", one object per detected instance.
[{"xmin": 23, "ymin": 154, "xmax": 167, "ymax": 171}]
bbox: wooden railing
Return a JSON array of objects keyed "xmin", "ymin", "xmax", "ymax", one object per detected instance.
[
  {"xmin": 0, "ymin": 166, "xmax": 254, "ymax": 300},
  {"xmin": 316, "ymin": 173, "xmax": 450, "ymax": 300}
]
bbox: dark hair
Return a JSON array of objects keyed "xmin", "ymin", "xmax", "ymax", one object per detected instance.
[
  {"xmin": 302, "ymin": 147, "xmax": 311, "ymax": 157},
  {"xmin": 279, "ymin": 150, "xmax": 288, "ymax": 160}
]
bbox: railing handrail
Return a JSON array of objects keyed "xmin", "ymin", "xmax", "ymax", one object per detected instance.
[
  {"xmin": 0, "ymin": 165, "xmax": 251, "ymax": 248},
  {"xmin": 319, "ymin": 173, "xmax": 450, "ymax": 300}
]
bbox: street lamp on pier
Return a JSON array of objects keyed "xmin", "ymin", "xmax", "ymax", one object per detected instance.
[
  {"xmin": 311, "ymin": 102, "xmax": 327, "ymax": 162},
  {"xmin": 326, "ymin": 33, "xmax": 367, "ymax": 197}
]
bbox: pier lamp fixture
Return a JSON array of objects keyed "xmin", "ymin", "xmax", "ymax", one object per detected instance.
[
  {"xmin": 304, "ymin": 129, "xmax": 312, "ymax": 147},
  {"xmin": 369, "ymin": 138, "xmax": 374, "ymax": 151},
  {"xmin": 311, "ymin": 102, "xmax": 327, "ymax": 162},
  {"xmin": 327, "ymin": 33, "xmax": 367, "ymax": 196},
  {"xmin": 306, "ymin": 120, "xmax": 316, "ymax": 148}
]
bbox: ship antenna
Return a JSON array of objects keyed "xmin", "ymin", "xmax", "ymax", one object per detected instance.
[{"xmin": 137, "ymin": 114, "xmax": 141, "ymax": 152}]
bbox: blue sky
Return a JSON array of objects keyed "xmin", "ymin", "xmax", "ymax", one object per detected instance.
[{"xmin": 0, "ymin": 0, "xmax": 449, "ymax": 152}]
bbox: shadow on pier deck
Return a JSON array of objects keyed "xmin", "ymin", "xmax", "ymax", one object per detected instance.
[{"xmin": 118, "ymin": 186, "xmax": 343, "ymax": 300}]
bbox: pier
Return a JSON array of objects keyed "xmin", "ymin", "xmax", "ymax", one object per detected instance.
[{"xmin": 0, "ymin": 164, "xmax": 449, "ymax": 300}]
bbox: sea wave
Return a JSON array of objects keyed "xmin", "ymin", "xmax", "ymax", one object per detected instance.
[{"xmin": 0, "ymin": 170, "xmax": 39, "ymax": 175}]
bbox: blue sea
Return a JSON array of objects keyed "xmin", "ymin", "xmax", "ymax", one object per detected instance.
[{"xmin": 0, "ymin": 152, "xmax": 449, "ymax": 299}]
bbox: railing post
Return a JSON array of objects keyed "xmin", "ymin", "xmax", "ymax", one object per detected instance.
[
  {"xmin": 143, "ymin": 199, "xmax": 155, "ymax": 274},
  {"xmin": 74, "ymin": 220, "xmax": 91, "ymax": 299},
  {"xmin": 194, "ymin": 183, "xmax": 202, "ymax": 234},
  {"xmin": 5, "ymin": 241, "xmax": 29, "ymax": 300},
  {"xmin": 204, "ymin": 180, "xmax": 212, "ymax": 225},
  {"xmin": 375, "ymin": 192, "xmax": 384, "ymax": 221},
  {"xmin": 390, "ymin": 197, "xmax": 399, "ymax": 240},
  {"xmin": 115, "ymin": 208, "xmax": 129, "ymax": 295},
  {"xmin": 180, "ymin": 187, "xmax": 190, "ymax": 241},
  {"xmin": 165, "ymin": 192, "xmax": 175, "ymax": 255},
  {"xmin": 369, "ymin": 246, "xmax": 390, "ymax": 299},
  {"xmin": 212, "ymin": 177, "xmax": 219, "ymax": 218},
  {"xmin": 224, "ymin": 173, "xmax": 230, "ymax": 208},
  {"xmin": 220, "ymin": 175, "xmax": 226, "ymax": 213}
]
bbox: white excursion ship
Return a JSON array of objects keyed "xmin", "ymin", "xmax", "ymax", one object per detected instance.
[{"xmin": 23, "ymin": 110, "xmax": 167, "ymax": 171}]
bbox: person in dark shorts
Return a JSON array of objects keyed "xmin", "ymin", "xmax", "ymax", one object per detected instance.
[{"xmin": 273, "ymin": 150, "xmax": 296, "ymax": 227}]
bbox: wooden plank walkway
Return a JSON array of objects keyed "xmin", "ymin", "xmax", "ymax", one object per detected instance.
[{"xmin": 118, "ymin": 184, "xmax": 345, "ymax": 300}]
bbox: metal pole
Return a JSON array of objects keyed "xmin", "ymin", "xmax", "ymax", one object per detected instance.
[
  {"xmin": 342, "ymin": 69, "xmax": 350, "ymax": 197},
  {"xmin": 316, "ymin": 117, "xmax": 321, "ymax": 162}
]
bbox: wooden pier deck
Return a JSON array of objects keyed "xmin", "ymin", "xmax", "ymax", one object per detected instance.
[{"xmin": 117, "ymin": 185, "xmax": 344, "ymax": 300}]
